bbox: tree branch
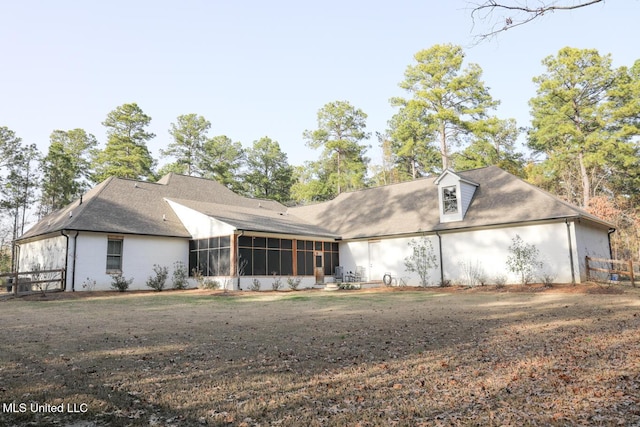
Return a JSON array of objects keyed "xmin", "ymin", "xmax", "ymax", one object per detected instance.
[{"xmin": 470, "ymin": 0, "xmax": 605, "ymax": 41}]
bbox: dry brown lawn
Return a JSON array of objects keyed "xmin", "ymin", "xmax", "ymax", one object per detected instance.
[{"xmin": 1, "ymin": 284, "xmax": 639, "ymax": 426}]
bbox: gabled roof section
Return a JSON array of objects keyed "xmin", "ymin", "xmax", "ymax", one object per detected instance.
[
  {"xmin": 434, "ymin": 168, "xmax": 479, "ymax": 186},
  {"xmin": 19, "ymin": 173, "xmax": 289, "ymax": 241},
  {"xmin": 166, "ymin": 198, "xmax": 339, "ymax": 238},
  {"xmin": 288, "ymin": 166, "xmax": 613, "ymax": 240}
]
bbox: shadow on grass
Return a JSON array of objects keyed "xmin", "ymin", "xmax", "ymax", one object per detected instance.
[{"xmin": 1, "ymin": 289, "xmax": 639, "ymax": 425}]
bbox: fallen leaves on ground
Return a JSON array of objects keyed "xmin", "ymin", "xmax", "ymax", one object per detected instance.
[{"xmin": 0, "ymin": 285, "xmax": 639, "ymax": 426}]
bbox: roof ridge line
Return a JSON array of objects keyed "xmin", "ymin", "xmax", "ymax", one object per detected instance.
[
  {"xmin": 79, "ymin": 176, "xmax": 115, "ymax": 207},
  {"xmin": 60, "ymin": 176, "xmax": 117, "ymax": 227},
  {"xmin": 290, "ymin": 175, "xmax": 438, "ymax": 208}
]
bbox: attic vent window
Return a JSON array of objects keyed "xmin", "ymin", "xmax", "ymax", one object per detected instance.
[{"xmin": 443, "ymin": 186, "xmax": 458, "ymax": 214}]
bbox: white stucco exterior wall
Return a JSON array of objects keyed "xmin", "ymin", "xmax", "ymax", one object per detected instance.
[
  {"xmin": 340, "ymin": 235, "xmax": 442, "ymax": 286},
  {"xmin": 18, "ymin": 234, "xmax": 68, "ymax": 272},
  {"xmin": 18, "ymin": 218, "xmax": 610, "ymax": 292},
  {"xmin": 70, "ymin": 232, "xmax": 191, "ymax": 291},
  {"xmin": 339, "ymin": 221, "xmax": 608, "ymax": 286},
  {"xmin": 165, "ymin": 199, "xmax": 235, "ymax": 238},
  {"xmin": 574, "ymin": 221, "xmax": 612, "ymax": 281},
  {"xmin": 440, "ymin": 222, "xmax": 575, "ymax": 284}
]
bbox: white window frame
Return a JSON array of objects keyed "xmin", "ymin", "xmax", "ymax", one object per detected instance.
[
  {"xmin": 106, "ymin": 236, "xmax": 123, "ymax": 273},
  {"xmin": 442, "ymin": 186, "xmax": 458, "ymax": 215}
]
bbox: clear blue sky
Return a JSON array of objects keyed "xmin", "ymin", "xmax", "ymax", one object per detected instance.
[{"xmin": 1, "ymin": 0, "xmax": 638, "ymax": 168}]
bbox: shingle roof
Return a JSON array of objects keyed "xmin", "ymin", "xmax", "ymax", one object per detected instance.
[
  {"xmin": 19, "ymin": 173, "xmax": 299, "ymax": 240},
  {"xmin": 166, "ymin": 198, "xmax": 339, "ymax": 238},
  {"xmin": 20, "ymin": 167, "xmax": 612, "ymax": 243},
  {"xmin": 288, "ymin": 166, "xmax": 613, "ymax": 240}
]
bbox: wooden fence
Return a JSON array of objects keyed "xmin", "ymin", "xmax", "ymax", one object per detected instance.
[
  {"xmin": 0, "ymin": 269, "xmax": 65, "ymax": 296},
  {"xmin": 585, "ymin": 256, "xmax": 636, "ymax": 287}
]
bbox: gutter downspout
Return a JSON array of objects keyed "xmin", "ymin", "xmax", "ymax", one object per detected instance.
[
  {"xmin": 9, "ymin": 240, "xmax": 22, "ymax": 296},
  {"xmin": 61, "ymin": 231, "xmax": 69, "ymax": 291},
  {"xmin": 607, "ymin": 227, "xmax": 616, "ymax": 259},
  {"xmin": 435, "ymin": 231, "xmax": 444, "ymax": 285},
  {"xmin": 14, "ymin": 241, "xmax": 20, "ymax": 274},
  {"xmin": 71, "ymin": 231, "xmax": 79, "ymax": 291},
  {"xmin": 565, "ymin": 219, "xmax": 576, "ymax": 284},
  {"xmin": 61, "ymin": 230, "xmax": 80, "ymax": 291}
]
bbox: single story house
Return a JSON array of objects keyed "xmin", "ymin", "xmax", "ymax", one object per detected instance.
[{"xmin": 16, "ymin": 166, "xmax": 614, "ymax": 291}]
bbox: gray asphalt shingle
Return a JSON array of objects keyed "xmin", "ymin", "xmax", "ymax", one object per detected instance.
[
  {"xmin": 20, "ymin": 167, "xmax": 611, "ymax": 242},
  {"xmin": 20, "ymin": 173, "xmax": 295, "ymax": 240},
  {"xmin": 288, "ymin": 166, "xmax": 612, "ymax": 239}
]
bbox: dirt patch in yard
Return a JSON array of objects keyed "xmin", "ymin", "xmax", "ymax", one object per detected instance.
[
  {"xmin": 15, "ymin": 281, "xmax": 626, "ymax": 302},
  {"xmin": 1, "ymin": 286, "xmax": 639, "ymax": 426}
]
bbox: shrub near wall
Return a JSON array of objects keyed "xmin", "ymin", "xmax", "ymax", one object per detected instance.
[
  {"xmin": 146, "ymin": 264, "xmax": 168, "ymax": 291},
  {"xmin": 110, "ymin": 274, "xmax": 133, "ymax": 292}
]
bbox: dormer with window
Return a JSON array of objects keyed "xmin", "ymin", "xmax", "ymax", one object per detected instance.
[{"xmin": 435, "ymin": 169, "xmax": 479, "ymax": 223}]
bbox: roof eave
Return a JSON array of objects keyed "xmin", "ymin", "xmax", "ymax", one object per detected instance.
[{"xmin": 16, "ymin": 227, "xmax": 192, "ymax": 243}]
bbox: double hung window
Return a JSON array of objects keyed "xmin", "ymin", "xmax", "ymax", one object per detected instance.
[{"xmin": 106, "ymin": 236, "xmax": 123, "ymax": 272}]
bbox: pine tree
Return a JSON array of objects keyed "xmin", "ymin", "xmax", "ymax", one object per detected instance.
[
  {"xmin": 0, "ymin": 128, "xmax": 40, "ymax": 270},
  {"xmin": 40, "ymin": 129, "xmax": 97, "ymax": 215},
  {"xmin": 391, "ymin": 44, "xmax": 498, "ymax": 171},
  {"xmin": 162, "ymin": 113, "xmax": 211, "ymax": 176},
  {"xmin": 303, "ymin": 100, "xmax": 370, "ymax": 197},
  {"xmin": 528, "ymin": 47, "xmax": 640, "ymax": 207},
  {"xmin": 244, "ymin": 137, "xmax": 294, "ymax": 203},
  {"xmin": 199, "ymin": 135, "xmax": 245, "ymax": 192},
  {"xmin": 92, "ymin": 103, "xmax": 156, "ymax": 182}
]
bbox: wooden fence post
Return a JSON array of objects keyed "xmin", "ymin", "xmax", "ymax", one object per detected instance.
[{"xmin": 585, "ymin": 256, "xmax": 591, "ymax": 281}]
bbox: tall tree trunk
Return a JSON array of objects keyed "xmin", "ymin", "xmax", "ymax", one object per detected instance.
[
  {"xmin": 578, "ymin": 151, "xmax": 590, "ymax": 207},
  {"xmin": 11, "ymin": 206, "xmax": 19, "ymax": 272},
  {"xmin": 336, "ymin": 151, "xmax": 342, "ymax": 194},
  {"xmin": 440, "ymin": 124, "xmax": 449, "ymax": 170}
]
